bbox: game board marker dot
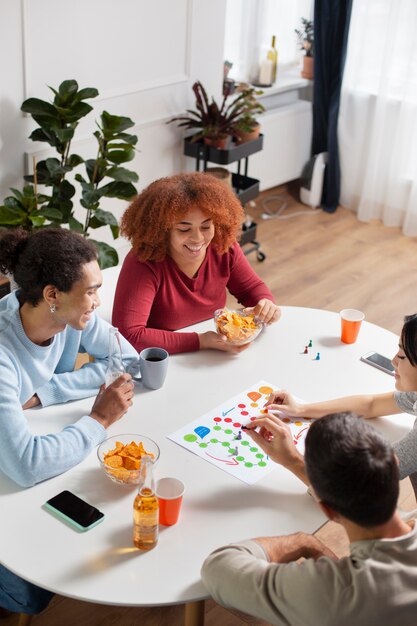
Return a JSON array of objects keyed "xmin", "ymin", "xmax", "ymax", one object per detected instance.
[
  {"xmin": 224, "ymin": 417, "xmax": 232, "ymax": 423},
  {"xmin": 241, "ymin": 440, "xmax": 250, "ymax": 446},
  {"xmin": 258, "ymin": 461, "xmax": 267, "ymax": 467},
  {"xmin": 256, "ymin": 453, "xmax": 264, "ymax": 459},
  {"xmin": 221, "ymin": 441, "xmax": 229, "ymax": 447},
  {"xmin": 213, "ymin": 425, "xmax": 221, "ymax": 431},
  {"xmin": 250, "ymin": 447, "xmax": 258, "ymax": 453},
  {"xmin": 199, "ymin": 443, "xmax": 208, "ymax": 448},
  {"xmin": 250, "ymin": 403, "xmax": 258, "ymax": 407},
  {"xmin": 236, "ymin": 456, "xmax": 244, "ymax": 462},
  {"xmin": 224, "ymin": 428, "xmax": 233, "ymax": 434},
  {"xmin": 238, "ymin": 403, "xmax": 246, "ymax": 408},
  {"xmin": 244, "ymin": 462, "xmax": 253, "ymax": 468},
  {"xmin": 213, "ymin": 417, "xmax": 221, "ymax": 422},
  {"xmin": 210, "ymin": 439, "xmax": 218, "ymax": 444},
  {"xmin": 241, "ymin": 410, "xmax": 249, "ymax": 416},
  {"xmin": 184, "ymin": 434, "xmax": 197, "ymax": 442},
  {"xmin": 233, "ymin": 422, "xmax": 241, "ymax": 428}
]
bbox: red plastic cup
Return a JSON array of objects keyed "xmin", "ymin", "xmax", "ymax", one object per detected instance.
[
  {"xmin": 340, "ymin": 309, "xmax": 365, "ymax": 344},
  {"xmin": 156, "ymin": 478, "xmax": 184, "ymax": 526}
]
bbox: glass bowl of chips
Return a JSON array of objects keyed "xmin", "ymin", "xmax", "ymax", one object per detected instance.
[
  {"xmin": 97, "ymin": 434, "xmax": 160, "ymax": 485},
  {"xmin": 214, "ymin": 308, "xmax": 264, "ymax": 346}
]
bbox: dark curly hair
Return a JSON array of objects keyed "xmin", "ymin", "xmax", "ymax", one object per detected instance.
[
  {"xmin": 0, "ymin": 228, "xmax": 98, "ymax": 306},
  {"xmin": 120, "ymin": 172, "xmax": 245, "ymax": 261}
]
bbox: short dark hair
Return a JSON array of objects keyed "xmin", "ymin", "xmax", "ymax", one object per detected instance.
[
  {"xmin": 0, "ymin": 228, "xmax": 98, "ymax": 306},
  {"xmin": 305, "ymin": 412, "xmax": 399, "ymax": 527},
  {"xmin": 401, "ymin": 314, "xmax": 417, "ymax": 366}
]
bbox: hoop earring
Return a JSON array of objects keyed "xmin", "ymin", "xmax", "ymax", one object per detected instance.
[{"xmin": 50, "ymin": 304, "xmax": 56, "ymax": 313}]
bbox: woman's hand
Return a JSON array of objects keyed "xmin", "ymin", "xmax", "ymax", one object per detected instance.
[
  {"xmin": 264, "ymin": 389, "xmax": 305, "ymax": 417},
  {"xmin": 90, "ymin": 373, "xmax": 135, "ymax": 428},
  {"xmin": 198, "ymin": 331, "xmax": 251, "ymax": 353},
  {"xmin": 244, "ymin": 299, "xmax": 281, "ymax": 325},
  {"xmin": 22, "ymin": 394, "xmax": 41, "ymax": 410}
]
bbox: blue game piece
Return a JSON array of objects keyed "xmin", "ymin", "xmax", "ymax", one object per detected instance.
[{"xmin": 314, "ymin": 352, "xmax": 321, "ymax": 361}]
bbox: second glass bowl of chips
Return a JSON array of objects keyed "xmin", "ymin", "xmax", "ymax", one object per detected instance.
[
  {"xmin": 214, "ymin": 308, "xmax": 264, "ymax": 346},
  {"xmin": 97, "ymin": 434, "xmax": 160, "ymax": 485}
]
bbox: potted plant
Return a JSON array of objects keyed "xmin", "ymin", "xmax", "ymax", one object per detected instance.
[
  {"xmin": 295, "ymin": 17, "xmax": 314, "ymax": 80},
  {"xmin": 168, "ymin": 81, "xmax": 263, "ymax": 149},
  {"xmin": 0, "ymin": 80, "xmax": 139, "ymax": 268},
  {"xmin": 232, "ymin": 87, "xmax": 265, "ymax": 144}
]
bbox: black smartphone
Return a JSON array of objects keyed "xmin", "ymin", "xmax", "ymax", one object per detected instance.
[
  {"xmin": 44, "ymin": 490, "xmax": 105, "ymax": 532},
  {"xmin": 360, "ymin": 351, "xmax": 395, "ymax": 376}
]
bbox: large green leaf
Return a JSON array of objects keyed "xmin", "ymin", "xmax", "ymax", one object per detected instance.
[
  {"xmin": 107, "ymin": 148, "xmax": 135, "ymax": 164},
  {"xmin": 0, "ymin": 204, "xmax": 27, "ymax": 225},
  {"xmin": 106, "ymin": 166, "xmax": 139, "ymax": 183},
  {"xmin": 90, "ymin": 239, "xmax": 119, "ymax": 269},
  {"xmin": 35, "ymin": 207, "xmax": 63, "ymax": 220},
  {"xmin": 115, "ymin": 132, "xmax": 138, "ymax": 146},
  {"xmin": 100, "ymin": 111, "xmax": 135, "ymax": 138},
  {"xmin": 21, "ymin": 98, "xmax": 60, "ymax": 120},
  {"xmin": 68, "ymin": 216, "xmax": 84, "ymax": 233},
  {"xmin": 67, "ymin": 154, "xmax": 84, "ymax": 168},
  {"xmin": 85, "ymin": 158, "xmax": 107, "ymax": 184},
  {"xmin": 76, "ymin": 87, "xmax": 99, "ymax": 101},
  {"xmin": 88, "ymin": 208, "xmax": 119, "ymax": 228},
  {"xmin": 98, "ymin": 180, "xmax": 137, "ymax": 199},
  {"xmin": 29, "ymin": 215, "xmax": 46, "ymax": 227}
]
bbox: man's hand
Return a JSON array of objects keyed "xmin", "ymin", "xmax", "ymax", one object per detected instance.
[
  {"xmin": 198, "ymin": 331, "xmax": 251, "ymax": 353},
  {"xmin": 255, "ymin": 533, "xmax": 338, "ymax": 563},
  {"xmin": 90, "ymin": 373, "xmax": 134, "ymax": 428},
  {"xmin": 245, "ymin": 413, "xmax": 308, "ymax": 485},
  {"xmin": 243, "ymin": 299, "xmax": 281, "ymax": 325}
]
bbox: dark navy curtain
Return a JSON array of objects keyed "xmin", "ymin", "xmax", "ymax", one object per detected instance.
[{"xmin": 313, "ymin": 0, "xmax": 353, "ymax": 212}]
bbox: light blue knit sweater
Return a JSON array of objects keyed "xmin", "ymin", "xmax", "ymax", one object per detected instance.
[{"xmin": 0, "ymin": 291, "xmax": 138, "ymax": 487}]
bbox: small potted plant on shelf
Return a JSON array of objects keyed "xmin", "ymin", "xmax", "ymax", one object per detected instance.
[
  {"xmin": 295, "ymin": 17, "xmax": 314, "ymax": 80},
  {"xmin": 232, "ymin": 86, "xmax": 265, "ymax": 144},
  {"xmin": 168, "ymin": 81, "xmax": 263, "ymax": 149}
]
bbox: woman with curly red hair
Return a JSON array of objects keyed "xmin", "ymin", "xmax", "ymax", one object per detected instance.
[{"xmin": 112, "ymin": 172, "xmax": 280, "ymax": 354}]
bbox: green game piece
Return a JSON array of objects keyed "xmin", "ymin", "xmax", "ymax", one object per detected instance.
[{"xmin": 184, "ymin": 434, "xmax": 198, "ymax": 442}]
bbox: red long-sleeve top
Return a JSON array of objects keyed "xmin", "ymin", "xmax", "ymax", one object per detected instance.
[{"xmin": 112, "ymin": 242, "xmax": 275, "ymax": 354}]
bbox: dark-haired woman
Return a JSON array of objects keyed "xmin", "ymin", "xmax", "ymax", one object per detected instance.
[
  {"xmin": 113, "ymin": 172, "xmax": 280, "ymax": 355},
  {"xmin": 0, "ymin": 227, "xmax": 138, "ymax": 488},
  {"xmin": 0, "ymin": 228, "xmax": 138, "ymax": 616},
  {"xmin": 263, "ymin": 313, "xmax": 417, "ymax": 496}
]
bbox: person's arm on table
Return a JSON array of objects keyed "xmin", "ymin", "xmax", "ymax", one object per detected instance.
[
  {"xmin": 202, "ymin": 534, "xmax": 337, "ymax": 626},
  {"xmin": 227, "ymin": 244, "xmax": 281, "ymax": 325},
  {"xmin": 1, "ymin": 365, "xmax": 133, "ymax": 487},
  {"xmin": 265, "ymin": 390, "xmax": 399, "ymax": 420}
]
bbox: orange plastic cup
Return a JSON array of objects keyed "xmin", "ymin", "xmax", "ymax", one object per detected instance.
[
  {"xmin": 340, "ymin": 309, "xmax": 365, "ymax": 344},
  {"xmin": 156, "ymin": 478, "xmax": 184, "ymax": 526}
]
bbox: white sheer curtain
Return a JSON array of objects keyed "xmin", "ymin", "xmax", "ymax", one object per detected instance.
[
  {"xmin": 224, "ymin": 0, "xmax": 313, "ymax": 82},
  {"xmin": 339, "ymin": 0, "xmax": 417, "ymax": 235}
]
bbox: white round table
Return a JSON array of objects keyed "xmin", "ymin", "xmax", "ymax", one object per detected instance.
[{"xmin": 0, "ymin": 307, "xmax": 410, "ymax": 624}]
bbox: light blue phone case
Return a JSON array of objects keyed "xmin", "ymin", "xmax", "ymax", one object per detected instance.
[{"xmin": 43, "ymin": 502, "xmax": 105, "ymax": 532}]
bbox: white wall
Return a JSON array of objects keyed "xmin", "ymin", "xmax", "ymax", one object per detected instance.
[{"xmin": 0, "ymin": 0, "xmax": 311, "ymax": 257}]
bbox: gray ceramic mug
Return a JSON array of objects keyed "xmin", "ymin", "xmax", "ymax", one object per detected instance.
[{"xmin": 134, "ymin": 347, "xmax": 169, "ymax": 390}]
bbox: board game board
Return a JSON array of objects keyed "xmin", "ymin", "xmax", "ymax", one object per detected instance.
[{"xmin": 168, "ymin": 380, "xmax": 314, "ymax": 485}]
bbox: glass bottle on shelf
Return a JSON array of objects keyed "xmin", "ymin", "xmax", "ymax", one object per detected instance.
[
  {"xmin": 105, "ymin": 327, "xmax": 125, "ymax": 387},
  {"xmin": 267, "ymin": 35, "xmax": 278, "ymax": 84},
  {"xmin": 133, "ymin": 456, "xmax": 159, "ymax": 550}
]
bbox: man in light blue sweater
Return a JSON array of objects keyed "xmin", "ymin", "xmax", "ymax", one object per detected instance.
[{"xmin": 0, "ymin": 228, "xmax": 138, "ymax": 617}]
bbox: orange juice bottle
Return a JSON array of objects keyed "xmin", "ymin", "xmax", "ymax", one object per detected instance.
[{"xmin": 133, "ymin": 455, "xmax": 159, "ymax": 550}]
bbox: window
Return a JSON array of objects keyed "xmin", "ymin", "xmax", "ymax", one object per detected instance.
[{"xmin": 224, "ymin": 0, "xmax": 313, "ymax": 83}]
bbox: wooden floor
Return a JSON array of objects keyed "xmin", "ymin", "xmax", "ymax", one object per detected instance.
[{"xmin": 5, "ymin": 183, "xmax": 417, "ymax": 626}]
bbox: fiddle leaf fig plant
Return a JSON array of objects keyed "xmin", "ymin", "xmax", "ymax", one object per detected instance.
[{"xmin": 0, "ymin": 80, "xmax": 139, "ymax": 268}]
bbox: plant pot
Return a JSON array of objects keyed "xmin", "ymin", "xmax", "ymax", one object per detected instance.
[
  {"xmin": 203, "ymin": 135, "xmax": 230, "ymax": 150},
  {"xmin": 301, "ymin": 56, "xmax": 314, "ymax": 80},
  {"xmin": 234, "ymin": 124, "xmax": 261, "ymax": 145}
]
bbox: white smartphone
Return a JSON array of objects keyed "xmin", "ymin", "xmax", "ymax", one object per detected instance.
[{"xmin": 360, "ymin": 351, "xmax": 394, "ymax": 376}]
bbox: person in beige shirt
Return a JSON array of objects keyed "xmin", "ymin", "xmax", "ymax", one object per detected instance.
[{"xmin": 201, "ymin": 413, "xmax": 417, "ymax": 626}]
